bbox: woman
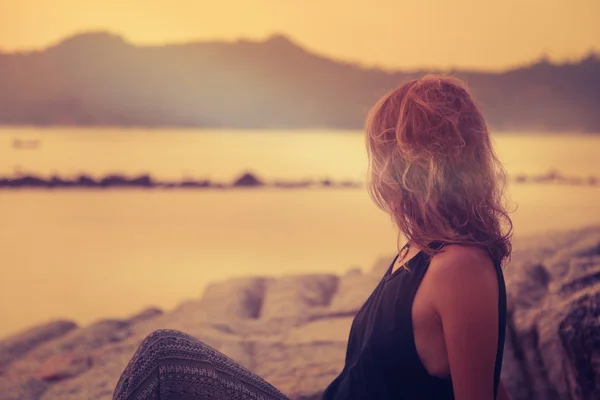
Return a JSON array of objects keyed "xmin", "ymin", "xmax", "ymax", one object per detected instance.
[{"xmin": 113, "ymin": 75, "xmax": 512, "ymax": 400}]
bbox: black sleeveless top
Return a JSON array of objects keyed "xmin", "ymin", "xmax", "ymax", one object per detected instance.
[{"xmin": 322, "ymin": 242, "xmax": 507, "ymax": 400}]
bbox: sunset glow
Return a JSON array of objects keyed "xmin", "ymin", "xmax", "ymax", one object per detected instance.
[{"xmin": 1, "ymin": 0, "xmax": 599, "ymax": 70}]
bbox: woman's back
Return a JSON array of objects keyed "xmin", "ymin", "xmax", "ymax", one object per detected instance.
[{"xmin": 322, "ymin": 242, "xmax": 507, "ymax": 400}]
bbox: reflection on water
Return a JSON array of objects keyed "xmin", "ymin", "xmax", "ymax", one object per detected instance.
[
  {"xmin": 1, "ymin": 185, "xmax": 599, "ymax": 338},
  {"xmin": 1, "ymin": 128, "xmax": 600, "ymax": 180},
  {"xmin": 0, "ymin": 128, "xmax": 599, "ymax": 338}
]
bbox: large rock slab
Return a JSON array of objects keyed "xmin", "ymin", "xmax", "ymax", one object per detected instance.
[
  {"xmin": 199, "ymin": 277, "xmax": 273, "ymax": 322},
  {"xmin": 328, "ymin": 268, "xmax": 381, "ymax": 315},
  {"xmin": 258, "ymin": 274, "xmax": 340, "ymax": 324}
]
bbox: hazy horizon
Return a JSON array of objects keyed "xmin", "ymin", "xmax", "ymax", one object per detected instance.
[{"xmin": 1, "ymin": 0, "xmax": 599, "ymax": 71}]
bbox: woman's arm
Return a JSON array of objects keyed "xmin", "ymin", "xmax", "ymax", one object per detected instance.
[{"xmin": 428, "ymin": 247, "xmax": 501, "ymax": 400}]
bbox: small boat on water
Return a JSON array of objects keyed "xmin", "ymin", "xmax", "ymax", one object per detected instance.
[{"xmin": 12, "ymin": 139, "xmax": 40, "ymax": 150}]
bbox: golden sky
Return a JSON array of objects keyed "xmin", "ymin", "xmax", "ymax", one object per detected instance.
[{"xmin": 0, "ymin": 0, "xmax": 598, "ymax": 70}]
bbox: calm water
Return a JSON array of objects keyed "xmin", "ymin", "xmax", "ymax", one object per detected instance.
[
  {"xmin": 2, "ymin": 128, "xmax": 600, "ymax": 180},
  {"xmin": 0, "ymin": 128, "xmax": 599, "ymax": 338}
]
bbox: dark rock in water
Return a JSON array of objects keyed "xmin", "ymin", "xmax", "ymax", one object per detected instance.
[
  {"xmin": 76, "ymin": 175, "xmax": 97, "ymax": 187},
  {"xmin": 233, "ymin": 173, "xmax": 264, "ymax": 187},
  {"xmin": 178, "ymin": 179, "xmax": 211, "ymax": 188},
  {"xmin": 4, "ymin": 176, "xmax": 47, "ymax": 188},
  {"xmin": 515, "ymin": 174, "xmax": 528, "ymax": 183},
  {"xmin": 48, "ymin": 176, "xmax": 72, "ymax": 188},
  {"xmin": 339, "ymin": 180, "xmax": 361, "ymax": 188},
  {"xmin": 273, "ymin": 180, "xmax": 314, "ymax": 189},
  {"xmin": 344, "ymin": 267, "xmax": 362, "ymax": 278},
  {"xmin": 99, "ymin": 175, "xmax": 128, "ymax": 187},
  {"xmin": 129, "ymin": 175, "xmax": 153, "ymax": 187},
  {"xmin": 99, "ymin": 174, "xmax": 152, "ymax": 187},
  {"xmin": 0, "ymin": 320, "xmax": 77, "ymax": 369}
]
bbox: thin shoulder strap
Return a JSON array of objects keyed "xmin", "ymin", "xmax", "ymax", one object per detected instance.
[{"xmin": 492, "ymin": 259, "xmax": 507, "ymax": 399}]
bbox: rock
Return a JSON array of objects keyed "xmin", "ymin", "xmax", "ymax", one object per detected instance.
[
  {"xmin": 369, "ymin": 255, "xmax": 395, "ymax": 277},
  {"xmin": 328, "ymin": 268, "xmax": 380, "ymax": 315},
  {"xmin": 125, "ymin": 307, "xmax": 163, "ymax": 325},
  {"xmin": 37, "ymin": 319, "xmax": 132, "ymax": 356},
  {"xmin": 344, "ymin": 267, "xmax": 362, "ymax": 277},
  {"xmin": 259, "ymin": 274, "xmax": 339, "ymax": 325},
  {"xmin": 501, "ymin": 227, "xmax": 600, "ymax": 400},
  {"xmin": 253, "ymin": 339, "xmax": 346, "ymax": 399},
  {"xmin": 0, "ymin": 376, "xmax": 48, "ymax": 400},
  {"xmin": 199, "ymin": 277, "xmax": 272, "ymax": 321},
  {"xmin": 559, "ymin": 292, "xmax": 600, "ymax": 399},
  {"xmin": 0, "ymin": 321, "xmax": 77, "ymax": 370},
  {"xmin": 37, "ymin": 352, "xmax": 93, "ymax": 382},
  {"xmin": 214, "ymin": 340, "xmax": 256, "ymax": 370},
  {"xmin": 233, "ymin": 172, "xmax": 264, "ymax": 187},
  {"xmin": 284, "ymin": 317, "xmax": 353, "ymax": 344},
  {"xmin": 155, "ymin": 277, "xmax": 275, "ymax": 337},
  {"xmin": 7, "ymin": 318, "xmax": 133, "ymax": 381},
  {"xmin": 500, "ymin": 317, "xmax": 530, "ymax": 400}
]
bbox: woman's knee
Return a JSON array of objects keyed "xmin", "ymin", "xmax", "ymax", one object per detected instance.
[
  {"xmin": 142, "ymin": 328, "xmax": 192, "ymax": 342},
  {"xmin": 133, "ymin": 329, "xmax": 198, "ymax": 357}
]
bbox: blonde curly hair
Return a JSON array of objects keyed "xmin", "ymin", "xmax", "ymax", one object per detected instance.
[{"xmin": 366, "ymin": 75, "xmax": 512, "ymax": 265}]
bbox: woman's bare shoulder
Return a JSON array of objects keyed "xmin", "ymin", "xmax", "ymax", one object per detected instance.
[
  {"xmin": 426, "ymin": 244, "xmax": 501, "ymax": 400},
  {"xmin": 426, "ymin": 244, "xmax": 499, "ymax": 302},
  {"xmin": 433, "ymin": 243, "xmax": 494, "ymax": 267}
]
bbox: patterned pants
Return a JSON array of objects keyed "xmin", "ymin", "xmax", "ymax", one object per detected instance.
[{"xmin": 113, "ymin": 329, "xmax": 290, "ymax": 400}]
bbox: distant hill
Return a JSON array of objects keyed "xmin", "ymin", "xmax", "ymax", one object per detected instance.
[{"xmin": 0, "ymin": 32, "xmax": 599, "ymax": 131}]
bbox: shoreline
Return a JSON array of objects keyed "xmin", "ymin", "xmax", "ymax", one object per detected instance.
[{"xmin": 0, "ymin": 170, "xmax": 598, "ymax": 189}]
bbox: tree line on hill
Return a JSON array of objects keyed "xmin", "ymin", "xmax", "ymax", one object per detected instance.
[{"xmin": 0, "ymin": 32, "xmax": 598, "ymax": 132}]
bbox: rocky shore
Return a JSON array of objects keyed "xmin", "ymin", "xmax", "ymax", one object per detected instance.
[
  {"xmin": 1, "ymin": 226, "xmax": 599, "ymax": 400},
  {"xmin": 0, "ymin": 170, "xmax": 598, "ymax": 189}
]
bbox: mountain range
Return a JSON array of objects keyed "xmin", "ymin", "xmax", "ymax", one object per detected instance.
[{"xmin": 1, "ymin": 32, "xmax": 599, "ymax": 131}]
